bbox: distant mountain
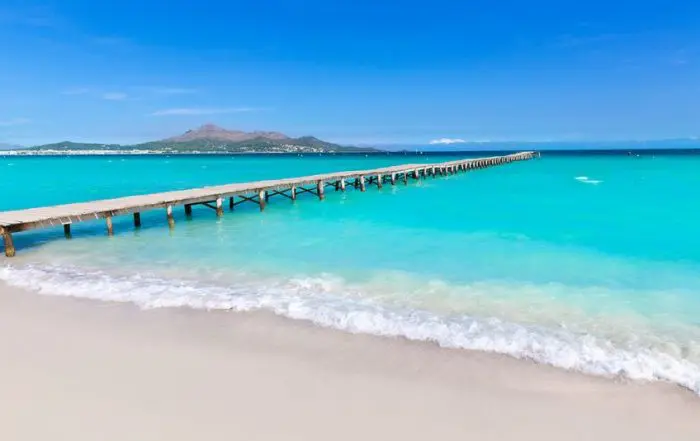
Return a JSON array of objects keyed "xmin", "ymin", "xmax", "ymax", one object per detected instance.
[
  {"xmin": 20, "ymin": 124, "xmax": 381, "ymax": 154},
  {"xmin": 0, "ymin": 143, "xmax": 21, "ymax": 150},
  {"xmin": 165, "ymin": 124, "xmax": 289, "ymax": 143}
]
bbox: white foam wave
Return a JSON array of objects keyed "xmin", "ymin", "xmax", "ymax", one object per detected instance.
[
  {"xmin": 1, "ymin": 263, "xmax": 699, "ymax": 394},
  {"xmin": 575, "ymin": 176, "xmax": 603, "ymax": 185}
]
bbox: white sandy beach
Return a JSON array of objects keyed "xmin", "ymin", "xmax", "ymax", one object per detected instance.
[{"xmin": 1, "ymin": 281, "xmax": 699, "ymax": 441}]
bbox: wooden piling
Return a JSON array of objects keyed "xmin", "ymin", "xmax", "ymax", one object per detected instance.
[
  {"xmin": 317, "ymin": 180, "xmax": 325, "ymax": 200},
  {"xmin": 216, "ymin": 197, "xmax": 224, "ymax": 216},
  {"xmin": 229, "ymin": 197, "xmax": 234, "ymax": 210},
  {"xmin": 0, "ymin": 152, "xmax": 537, "ymax": 257},
  {"xmin": 259, "ymin": 190, "xmax": 266, "ymax": 211},
  {"xmin": 2, "ymin": 229, "xmax": 15, "ymax": 257},
  {"xmin": 166, "ymin": 205, "xmax": 175, "ymax": 228},
  {"xmin": 63, "ymin": 223, "xmax": 71, "ymax": 239}
]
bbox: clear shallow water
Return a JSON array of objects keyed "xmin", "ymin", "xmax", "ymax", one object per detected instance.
[{"xmin": 2, "ymin": 153, "xmax": 700, "ymax": 393}]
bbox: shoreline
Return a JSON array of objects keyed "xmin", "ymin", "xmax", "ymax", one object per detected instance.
[{"xmin": 2, "ymin": 281, "xmax": 699, "ymax": 440}]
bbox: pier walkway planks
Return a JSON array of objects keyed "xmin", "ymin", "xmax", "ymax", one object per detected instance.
[{"xmin": 0, "ymin": 152, "xmax": 536, "ymax": 256}]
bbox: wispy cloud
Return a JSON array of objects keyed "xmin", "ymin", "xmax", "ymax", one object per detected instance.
[
  {"xmin": 670, "ymin": 48, "xmax": 691, "ymax": 66},
  {"xmin": 150, "ymin": 107, "xmax": 260, "ymax": 116},
  {"xmin": 61, "ymin": 87, "xmax": 91, "ymax": 95},
  {"xmin": 0, "ymin": 118, "xmax": 31, "ymax": 127},
  {"xmin": 0, "ymin": 7, "xmax": 61, "ymax": 28},
  {"xmin": 429, "ymin": 138, "xmax": 466, "ymax": 145},
  {"xmin": 102, "ymin": 92, "xmax": 128, "ymax": 101},
  {"xmin": 553, "ymin": 33, "xmax": 627, "ymax": 48}
]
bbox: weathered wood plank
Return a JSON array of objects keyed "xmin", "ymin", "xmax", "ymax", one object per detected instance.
[{"xmin": 0, "ymin": 152, "xmax": 536, "ymax": 245}]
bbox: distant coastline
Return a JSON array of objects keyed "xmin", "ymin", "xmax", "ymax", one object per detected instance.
[
  {"xmin": 4, "ymin": 148, "xmax": 700, "ymax": 157},
  {"xmin": 3, "ymin": 124, "xmax": 382, "ymax": 155},
  {"xmin": 0, "ymin": 149, "xmax": 382, "ymax": 156},
  {"xmin": 4, "ymin": 122, "xmax": 700, "ymax": 156}
]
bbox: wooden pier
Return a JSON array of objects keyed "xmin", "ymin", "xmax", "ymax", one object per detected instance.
[{"xmin": 0, "ymin": 152, "xmax": 536, "ymax": 257}]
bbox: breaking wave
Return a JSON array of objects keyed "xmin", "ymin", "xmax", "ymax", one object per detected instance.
[{"xmin": 1, "ymin": 262, "xmax": 698, "ymax": 394}]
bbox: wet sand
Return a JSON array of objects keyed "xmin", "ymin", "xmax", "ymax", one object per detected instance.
[{"xmin": 1, "ymin": 282, "xmax": 699, "ymax": 441}]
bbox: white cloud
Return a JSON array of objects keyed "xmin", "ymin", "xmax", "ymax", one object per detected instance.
[
  {"xmin": 0, "ymin": 118, "xmax": 31, "ymax": 127},
  {"xmin": 150, "ymin": 107, "xmax": 258, "ymax": 116},
  {"xmin": 102, "ymin": 92, "xmax": 128, "ymax": 101},
  {"xmin": 429, "ymin": 137, "xmax": 466, "ymax": 145}
]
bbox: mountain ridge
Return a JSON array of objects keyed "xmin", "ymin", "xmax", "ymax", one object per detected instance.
[
  {"xmin": 19, "ymin": 124, "xmax": 381, "ymax": 153},
  {"xmin": 164, "ymin": 124, "xmax": 290, "ymax": 143}
]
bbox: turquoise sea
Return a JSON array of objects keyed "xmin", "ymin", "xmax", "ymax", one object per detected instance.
[{"xmin": 2, "ymin": 152, "xmax": 700, "ymax": 393}]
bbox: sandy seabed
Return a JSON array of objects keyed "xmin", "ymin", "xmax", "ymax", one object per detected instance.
[{"xmin": 1, "ymin": 282, "xmax": 699, "ymax": 441}]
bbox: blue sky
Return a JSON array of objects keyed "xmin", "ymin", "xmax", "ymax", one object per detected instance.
[{"xmin": 1, "ymin": 0, "xmax": 699, "ymax": 146}]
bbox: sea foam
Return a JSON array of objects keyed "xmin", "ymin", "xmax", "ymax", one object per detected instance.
[{"xmin": 1, "ymin": 263, "xmax": 699, "ymax": 394}]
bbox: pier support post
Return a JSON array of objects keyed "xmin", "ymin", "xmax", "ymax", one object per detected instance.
[
  {"xmin": 291, "ymin": 186, "xmax": 297, "ymax": 201},
  {"xmin": 166, "ymin": 205, "xmax": 175, "ymax": 228},
  {"xmin": 317, "ymin": 180, "xmax": 325, "ymax": 200},
  {"xmin": 106, "ymin": 216, "xmax": 114, "ymax": 236},
  {"xmin": 2, "ymin": 229, "xmax": 15, "ymax": 257},
  {"xmin": 403, "ymin": 173, "xmax": 408, "ymax": 185},
  {"xmin": 390, "ymin": 173, "xmax": 396, "ymax": 185},
  {"xmin": 229, "ymin": 197, "xmax": 234, "ymax": 211},
  {"xmin": 259, "ymin": 190, "xmax": 266, "ymax": 211},
  {"xmin": 376, "ymin": 174, "xmax": 383, "ymax": 189},
  {"xmin": 184, "ymin": 204, "xmax": 192, "ymax": 217},
  {"xmin": 216, "ymin": 197, "xmax": 224, "ymax": 217},
  {"xmin": 339, "ymin": 179, "xmax": 346, "ymax": 192},
  {"xmin": 63, "ymin": 223, "xmax": 71, "ymax": 239},
  {"xmin": 359, "ymin": 176, "xmax": 366, "ymax": 192},
  {"xmin": 134, "ymin": 212, "xmax": 142, "ymax": 227}
]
